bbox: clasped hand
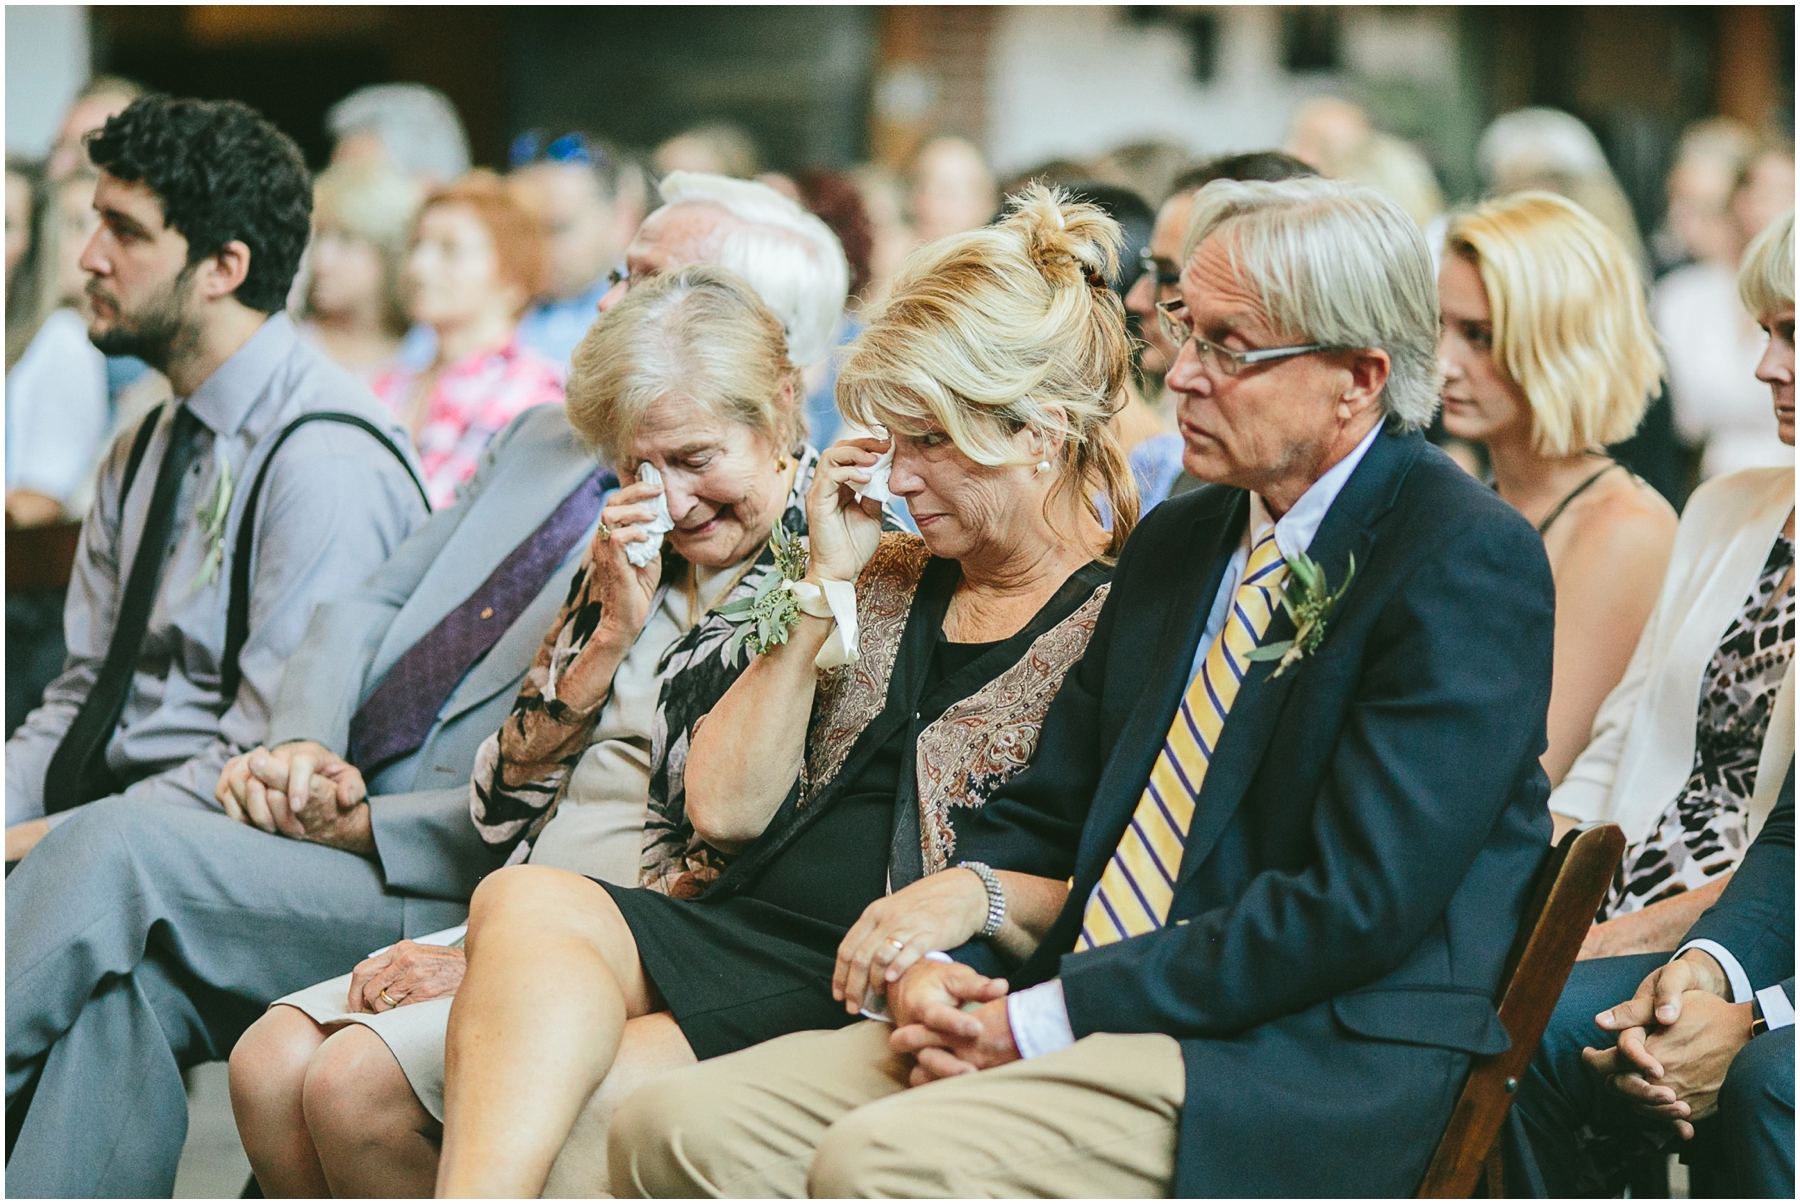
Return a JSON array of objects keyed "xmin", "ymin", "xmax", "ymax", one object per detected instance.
[
  {"xmin": 348, "ymin": 940, "xmax": 466, "ymax": 1013},
  {"xmin": 215, "ymin": 740, "xmax": 372, "ymax": 852},
  {"xmin": 554, "ymin": 473, "xmax": 667, "ymax": 711},
  {"xmin": 1582, "ymin": 953, "xmax": 1754, "ymax": 1139},
  {"xmin": 886, "ymin": 958, "xmax": 1018, "ymax": 1086}
]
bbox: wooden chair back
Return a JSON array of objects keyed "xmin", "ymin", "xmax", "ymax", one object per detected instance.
[
  {"xmin": 6, "ymin": 520, "xmax": 83, "ymax": 594},
  {"xmin": 1416, "ymin": 821, "xmax": 1626, "ymax": 1198}
]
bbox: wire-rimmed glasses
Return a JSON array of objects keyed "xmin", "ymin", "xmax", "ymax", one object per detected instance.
[{"xmin": 1155, "ymin": 299, "xmax": 1333, "ymax": 377}]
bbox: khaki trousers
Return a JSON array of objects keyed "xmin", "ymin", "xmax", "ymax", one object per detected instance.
[{"xmin": 609, "ymin": 1019, "xmax": 1185, "ymax": 1198}]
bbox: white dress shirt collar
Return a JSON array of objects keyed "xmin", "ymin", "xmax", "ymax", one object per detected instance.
[{"xmin": 1249, "ymin": 418, "xmax": 1386, "ymax": 562}]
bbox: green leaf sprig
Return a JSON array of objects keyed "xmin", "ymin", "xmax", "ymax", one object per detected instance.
[
  {"xmin": 716, "ymin": 519, "xmax": 810, "ymax": 663},
  {"xmin": 1244, "ymin": 548, "xmax": 1356, "ymax": 678}
]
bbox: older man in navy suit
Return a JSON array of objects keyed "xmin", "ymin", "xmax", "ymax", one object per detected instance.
[{"xmin": 607, "ymin": 177, "xmax": 1558, "ymax": 1198}]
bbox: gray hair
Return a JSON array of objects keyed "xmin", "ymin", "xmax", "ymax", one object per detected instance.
[
  {"xmin": 327, "ymin": 84, "xmax": 470, "ymax": 185},
  {"xmin": 654, "ymin": 170, "xmax": 849, "ymax": 368},
  {"xmin": 1180, "ymin": 177, "xmax": 1441, "ymax": 430}
]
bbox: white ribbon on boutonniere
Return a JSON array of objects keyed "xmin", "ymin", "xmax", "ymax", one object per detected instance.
[
  {"xmin": 716, "ymin": 520, "xmax": 862, "ymax": 669},
  {"xmin": 1246, "ymin": 547, "xmax": 1356, "ymax": 678},
  {"xmin": 191, "ymin": 452, "xmax": 234, "ymax": 590}
]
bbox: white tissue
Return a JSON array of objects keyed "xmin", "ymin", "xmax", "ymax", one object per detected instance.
[
  {"xmin": 626, "ymin": 463, "xmax": 675, "ymax": 567},
  {"xmin": 852, "ymin": 440, "xmax": 895, "ymax": 504}
]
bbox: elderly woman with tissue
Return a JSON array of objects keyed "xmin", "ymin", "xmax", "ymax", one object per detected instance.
[
  {"xmin": 426, "ymin": 185, "xmax": 1139, "ymax": 1197},
  {"xmin": 227, "ymin": 265, "xmax": 840, "ymax": 1199}
]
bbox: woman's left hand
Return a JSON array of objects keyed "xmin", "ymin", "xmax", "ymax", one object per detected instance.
[
  {"xmin": 832, "ymin": 867, "xmax": 990, "ymax": 1014},
  {"xmin": 348, "ymin": 940, "xmax": 467, "ymax": 1014}
]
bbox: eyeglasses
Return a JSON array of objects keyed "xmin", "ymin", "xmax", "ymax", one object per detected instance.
[
  {"xmin": 1155, "ymin": 300, "xmax": 1332, "ymax": 377},
  {"xmin": 1138, "ymin": 249, "xmax": 1182, "ymax": 289},
  {"xmin": 509, "ymin": 130, "xmax": 609, "ymax": 171}
]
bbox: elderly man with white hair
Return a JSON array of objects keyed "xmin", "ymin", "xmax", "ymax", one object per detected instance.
[
  {"xmin": 2, "ymin": 174, "xmax": 847, "ymax": 1199},
  {"xmin": 327, "ymin": 83, "xmax": 472, "ymax": 188},
  {"xmin": 608, "ymin": 177, "xmax": 1561, "ymax": 1198}
]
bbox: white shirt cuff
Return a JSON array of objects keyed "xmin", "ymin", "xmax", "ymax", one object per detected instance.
[
  {"xmin": 1006, "ymin": 978, "xmax": 1076, "ymax": 1060},
  {"xmin": 1675, "ymin": 939, "xmax": 1755, "ymax": 1003},
  {"xmin": 1755, "ymin": 984, "xmax": 1794, "ymax": 1032}
]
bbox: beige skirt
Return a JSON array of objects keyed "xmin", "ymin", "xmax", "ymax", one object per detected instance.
[{"xmin": 273, "ymin": 925, "xmax": 464, "ymax": 1122}]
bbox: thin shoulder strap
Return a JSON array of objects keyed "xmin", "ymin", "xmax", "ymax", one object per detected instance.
[
  {"xmin": 116, "ymin": 408, "xmax": 163, "ymax": 516},
  {"xmin": 220, "ymin": 412, "xmax": 428, "ymax": 702}
]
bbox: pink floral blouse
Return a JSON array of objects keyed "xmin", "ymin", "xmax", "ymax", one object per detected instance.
[{"xmin": 372, "ymin": 337, "xmax": 565, "ymax": 508}]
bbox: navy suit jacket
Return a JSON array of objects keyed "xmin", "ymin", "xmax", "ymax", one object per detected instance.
[
  {"xmin": 1686, "ymin": 763, "xmax": 1794, "ymax": 1001},
  {"xmin": 959, "ymin": 426, "xmax": 1557, "ymax": 1197}
]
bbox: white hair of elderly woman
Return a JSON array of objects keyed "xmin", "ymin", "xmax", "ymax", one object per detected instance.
[
  {"xmin": 327, "ymin": 84, "xmax": 472, "ymax": 186},
  {"xmin": 654, "ymin": 170, "xmax": 850, "ymax": 369},
  {"xmin": 1179, "ymin": 176, "xmax": 1442, "ymax": 430}
]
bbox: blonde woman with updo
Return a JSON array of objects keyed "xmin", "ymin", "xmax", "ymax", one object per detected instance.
[
  {"xmin": 229, "ymin": 264, "xmax": 836, "ymax": 1197},
  {"xmin": 1438, "ymin": 191, "xmax": 1677, "ymax": 788},
  {"xmin": 428, "ymin": 185, "xmax": 1135, "ymax": 1196}
]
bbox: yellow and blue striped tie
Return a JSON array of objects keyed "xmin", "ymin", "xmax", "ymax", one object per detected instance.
[{"xmin": 1078, "ymin": 529, "xmax": 1287, "ymax": 949}]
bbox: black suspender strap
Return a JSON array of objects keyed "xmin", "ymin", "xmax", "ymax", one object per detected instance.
[
  {"xmin": 219, "ymin": 412, "xmax": 428, "ymax": 703},
  {"xmin": 117, "ymin": 408, "xmax": 163, "ymax": 513}
]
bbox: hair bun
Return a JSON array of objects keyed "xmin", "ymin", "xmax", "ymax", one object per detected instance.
[{"xmin": 1003, "ymin": 182, "xmax": 1122, "ymax": 293}]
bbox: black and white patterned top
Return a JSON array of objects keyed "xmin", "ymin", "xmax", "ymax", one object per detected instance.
[{"xmin": 1605, "ymin": 532, "xmax": 1795, "ymax": 917}]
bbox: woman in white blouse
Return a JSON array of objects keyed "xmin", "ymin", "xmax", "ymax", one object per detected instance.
[{"xmin": 1555, "ymin": 210, "xmax": 1795, "ymax": 960}]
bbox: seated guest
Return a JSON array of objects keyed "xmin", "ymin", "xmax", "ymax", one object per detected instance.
[
  {"xmin": 325, "ymin": 83, "xmax": 469, "ymax": 191},
  {"xmin": 609, "ymin": 176, "xmax": 1560, "ymax": 1199},
  {"xmin": 1438, "ymin": 192, "xmax": 1676, "ymax": 788},
  {"xmin": 300, "ymin": 162, "xmax": 420, "ymax": 379},
  {"xmin": 1515, "ymin": 763, "xmax": 1792, "ymax": 1197},
  {"xmin": 4, "ymin": 171, "xmax": 848, "ymax": 1200},
  {"xmin": 423, "ymin": 185, "xmax": 1133, "ymax": 1197},
  {"xmin": 2, "ymin": 93, "xmax": 428, "ymax": 863},
  {"xmin": 508, "ymin": 130, "xmax": 645, "ymax": 370},
  {"xmin": 1553, "ymin": 211, "xmax": 1794, "ymax": 960},
  {"xmin": 231, "ymin": 264, "xmax": 840, "ymax": 1197},
  {"xmin": 372, "ymin": 172, "xmax": 564, "ymax": 508},
  {"xmin": 6, "ymin": 161, "xmax": 109, "ymax": 528}
]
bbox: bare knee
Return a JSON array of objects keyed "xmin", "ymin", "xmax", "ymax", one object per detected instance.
[
  {"xmin": 302, "ymin": 1024, "xmax": 423, "ymax": 1151},
  {"xmin": 229, "ymin": 1006, "xmax": 325, "ymax": 1122}
]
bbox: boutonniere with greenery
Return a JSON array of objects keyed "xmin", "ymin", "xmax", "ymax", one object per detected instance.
[
  {"xmin": 1246, "ymin": 548, "xmax": 1356, "ymax": 678},
  {"xmin": 717, "ymin": 519, "xmax": 809, "ymax": 662},
  {"xmin": 191, "ymin": 454, "xmax": 233, "ymax": 590}
]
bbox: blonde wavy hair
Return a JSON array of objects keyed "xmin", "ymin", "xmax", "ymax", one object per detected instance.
[
  {"xmin": 566, "ymin": 264, "xmax": 803, "ymax": 466},
  {"xmin": 836, "ymin": 183, "xmax": 1139, "ymax": 556},
  {"xmin": 1445, "ymin": 191, "xmax": 1664, "ymax": 455},
  {"xmin": 1738, "ymin": 208, "xmax": 1794, "ymax": 317}
]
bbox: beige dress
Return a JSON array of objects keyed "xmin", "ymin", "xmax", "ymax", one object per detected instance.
[{"xmin": 271, "ymin": 573, "xmax": 722, "ymax": 1120}]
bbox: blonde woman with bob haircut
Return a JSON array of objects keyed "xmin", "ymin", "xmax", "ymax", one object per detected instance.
[
  {"xmin": 1439, "ymin": 190, "xmax": 1677, "ymax": 788},
  {"xmin": 423, "ymin": 185, "xmax": 1128, "ymax": 1197},
  {"xmin": 230, "ymin": 264, "xmax": 837, "ymax": 1198},
  {"xmin": 1553, "ymin": 210, "xmax": 1792, "ymax": 958}
]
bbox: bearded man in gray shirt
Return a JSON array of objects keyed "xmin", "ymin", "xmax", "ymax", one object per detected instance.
[{"xmin": 3, "ymin": 94, "xmax": 427, "ymax": 859}]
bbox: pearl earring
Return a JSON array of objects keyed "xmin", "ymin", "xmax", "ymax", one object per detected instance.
[{"xmin": 1036, "ymin": 460, "xmax": 1051, "ymax": 474}]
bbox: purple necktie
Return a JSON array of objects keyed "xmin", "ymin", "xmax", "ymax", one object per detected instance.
[{"xmin": 347, "ymin": 469, "xmax": 614, "ymax": 775}]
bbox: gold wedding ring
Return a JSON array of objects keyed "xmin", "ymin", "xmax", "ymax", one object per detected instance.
[
  {"xmin": 885, "ymin": 938, "xmax": 906, "ymax": 953},
  {"xmin": 379, "ymin": 988, "xmax": 399, "ymax": 1007}
]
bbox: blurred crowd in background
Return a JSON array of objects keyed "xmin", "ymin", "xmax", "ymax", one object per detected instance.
[{"xmin": 3, "ymin": 31, "xmax": 1795, "ymax": 736}]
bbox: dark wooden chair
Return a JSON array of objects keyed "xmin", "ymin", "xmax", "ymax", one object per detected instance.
[
  {"xmin": 1416, "ymin": 821, "xmax": 1626, "ymax": 1198},
  {"xmin": 6, "ymin": 519, "xmax": 83, "ymax": 594}
]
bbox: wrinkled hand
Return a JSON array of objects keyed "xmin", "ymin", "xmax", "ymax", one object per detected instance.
[
  {"xmin": 884, "ymin": 960, "xmax": 1012, "ymax": 1086},
  {"xmin": 558, "ymin": 475, "xmax": 665, "ymax": 709},
  {"xmin": 892, "ymin": 996, "xmax": 1020, "ymax": 1086},
  {"xmin": 348, "ymin": 941, "xmax": 466, "ymax": 1014},
  {"xmin": 834, "ymin": 867, "xmax": 990, "ymax": 1013},
  {"xmin": 805, "ymin": 438, "xmax": 887, "ymax": 583},
  {"xmin": 216, "ymin": 741, "xmax": 372, "ymax": 852}
]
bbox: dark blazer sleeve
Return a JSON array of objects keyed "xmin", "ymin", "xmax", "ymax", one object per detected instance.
[
  {"xmin": 1060, "ymin": 514, "xmax": 1555, "ymax": 1039},
  {"xmin": 1684, "ymin": 762, "xmax": 1794, "ymax": 991}
]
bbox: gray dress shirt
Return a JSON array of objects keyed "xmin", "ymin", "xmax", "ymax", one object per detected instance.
[{"xmin": 6, "ymin": 314, "xmax": 429, "ymax": 828}]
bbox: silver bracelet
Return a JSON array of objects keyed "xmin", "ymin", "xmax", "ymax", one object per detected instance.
[{"xmin": 958, "ymin": 860, "xmax": 1006, "ymax": 939}]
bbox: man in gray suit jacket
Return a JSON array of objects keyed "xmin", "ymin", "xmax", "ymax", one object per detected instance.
[{"xmin": 4, "ymin": 172, "xmax": 850, "ymax": 1198}]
